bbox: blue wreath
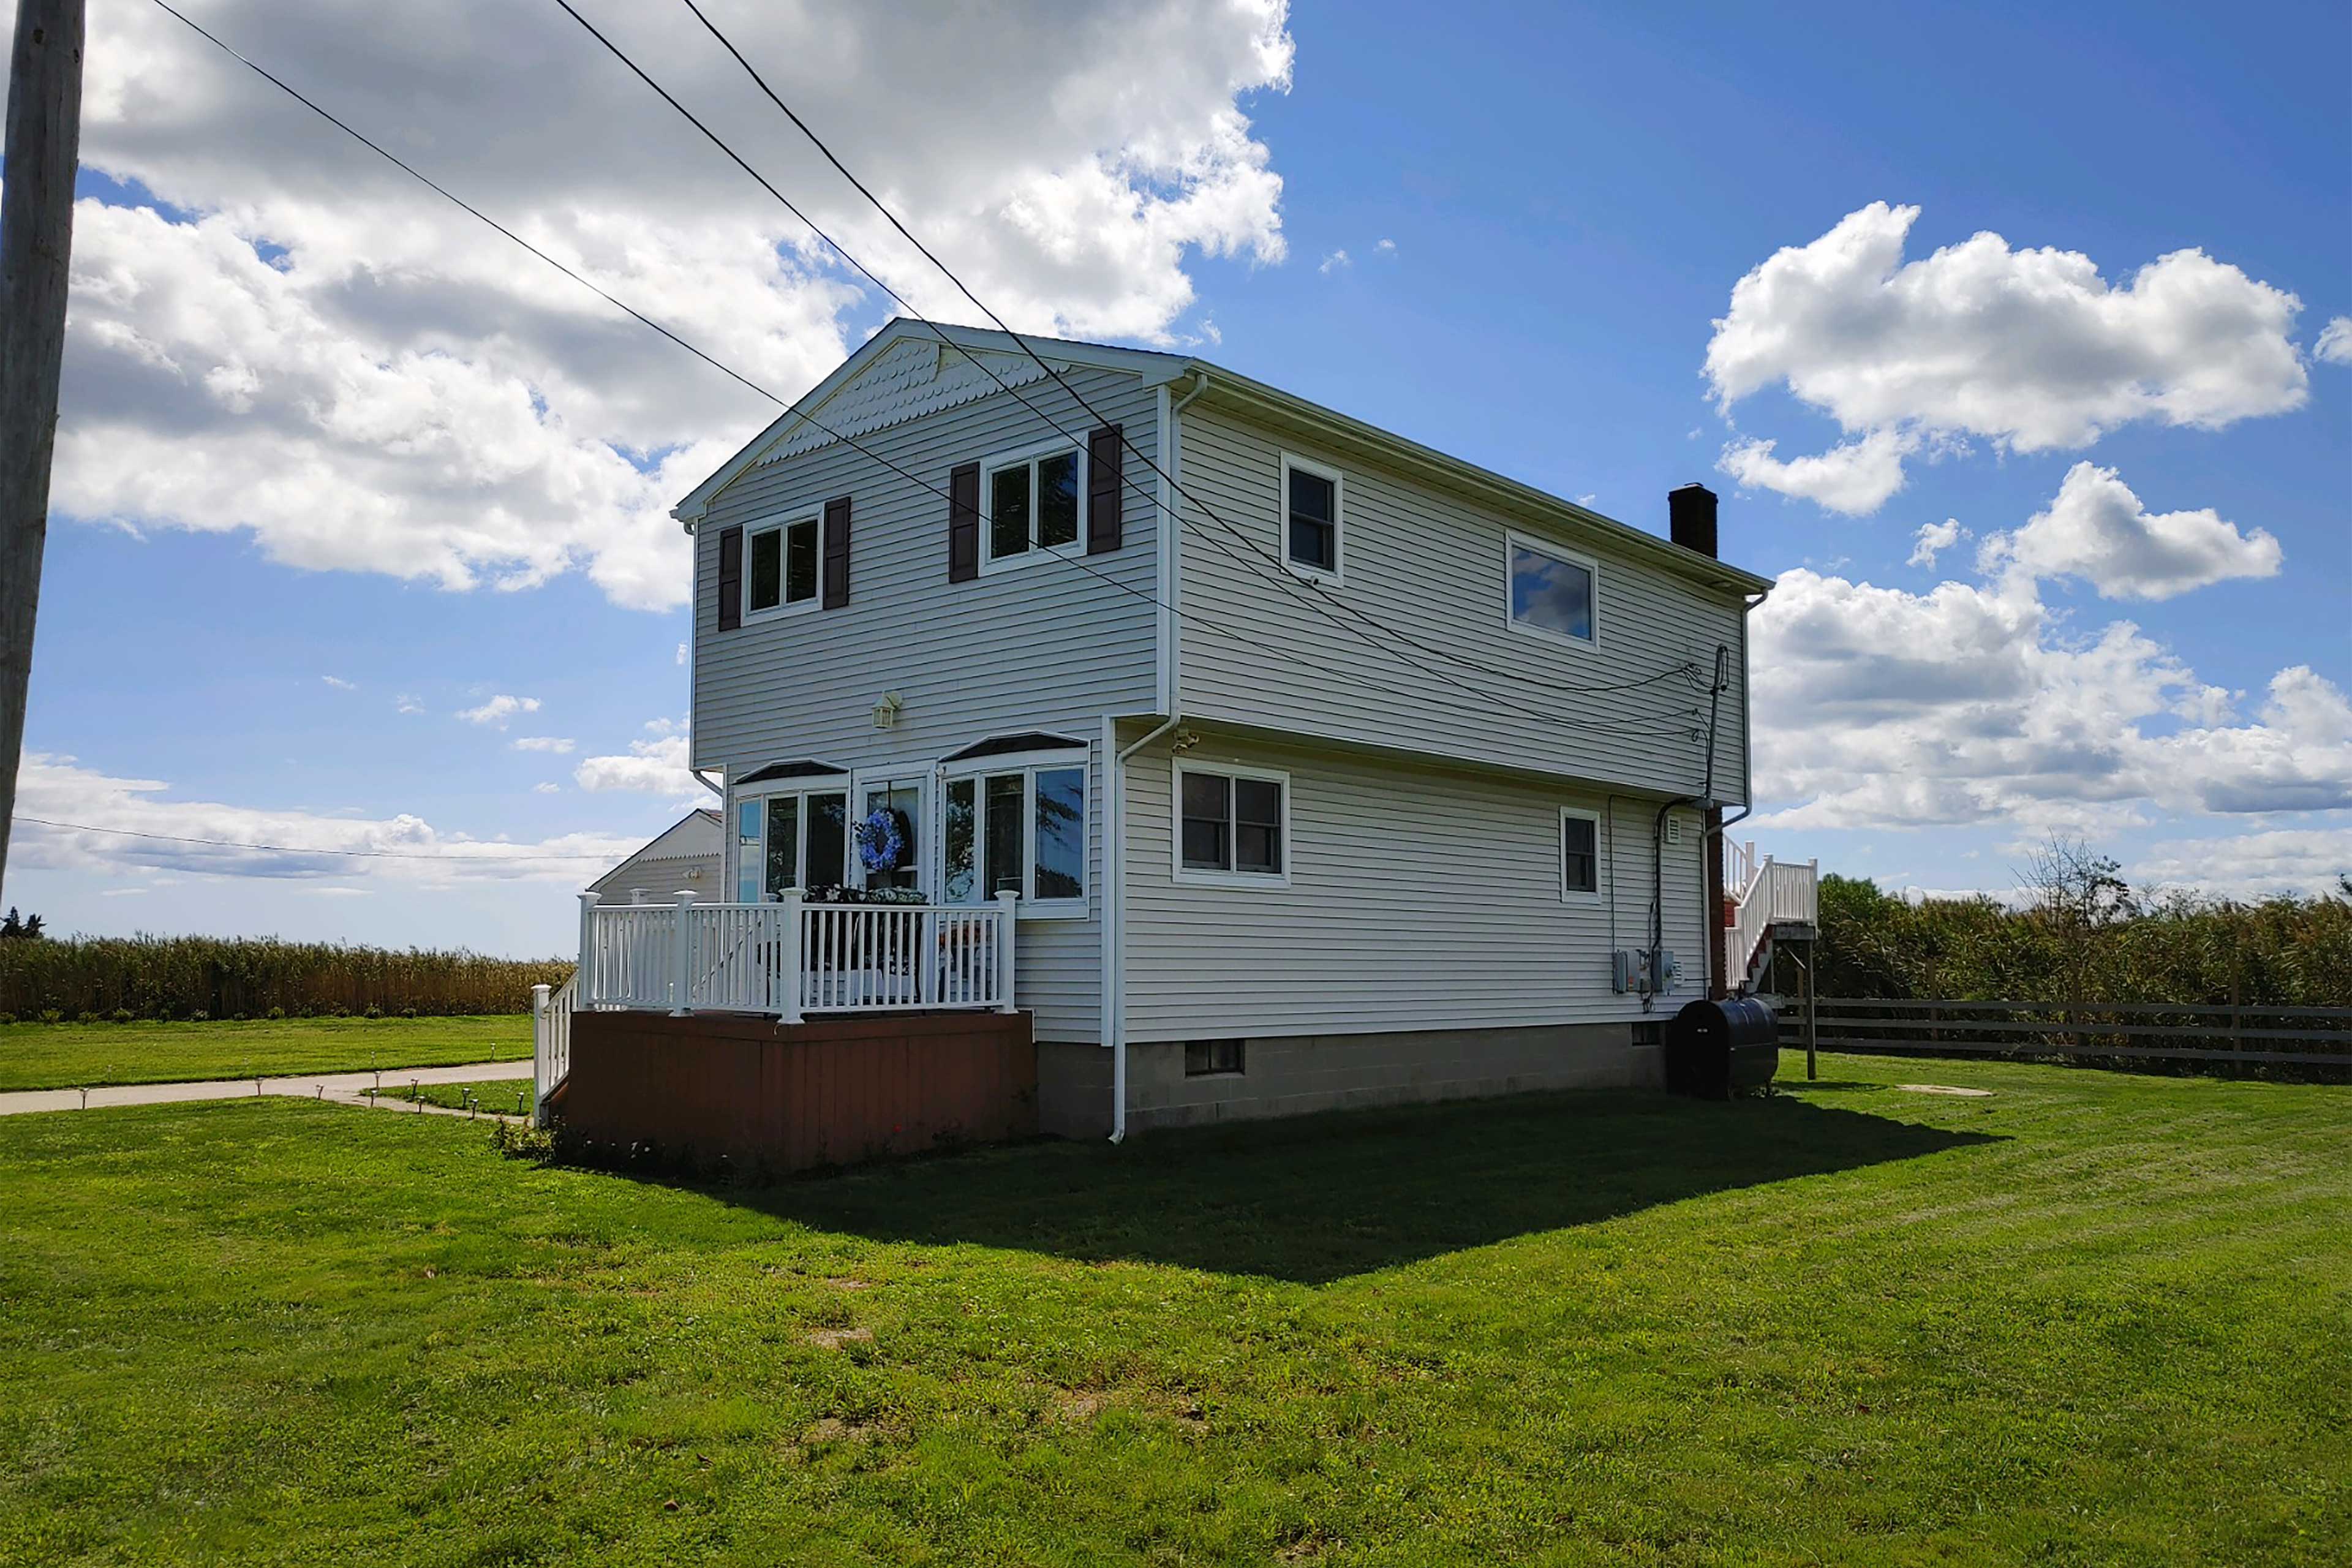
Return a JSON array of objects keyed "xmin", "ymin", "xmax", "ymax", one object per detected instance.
[{"xmin": 854, "ymin": 807, "xmax": 905, "ymax": 872}]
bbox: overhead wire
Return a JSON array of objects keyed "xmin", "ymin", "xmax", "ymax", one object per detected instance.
[
  {"xmin": 564, "ymin": 0, "xmax": 1705, "ymax": 728},
  {"xmin": 667, "ymin": 0, "xmax": 1702, "ymax": 708},
  {"xmin": 145, "ymin": 0, "xmax": 1675, "ymax": 739},
  {"xmin": 148, "ymin": 0, "xmax": 1702, "ymax": 747}
]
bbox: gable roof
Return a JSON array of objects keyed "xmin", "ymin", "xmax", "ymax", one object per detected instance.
[
  {"xmin": 671, "ymin": 319, "xmax": 1771, "ymax": 597},
  {"xmin": 671, "ymin": 318, "xmax": 1186, "ymax": 526}
]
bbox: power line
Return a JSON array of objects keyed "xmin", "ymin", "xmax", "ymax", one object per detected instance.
[
  {"xmin": 17, "ymin": 816, "xmax": 617, "ymax": 862},
  {"xmin": 667, "ymin": 0, "xmax": 1706, "ymax": 706},
  {"xmin": 576, "ymin": 0, "xmax": 1704, "ymax": 720},
  {"xmin": 150, "ymin": 0, "xmax": 1695, "ymax": 744}
]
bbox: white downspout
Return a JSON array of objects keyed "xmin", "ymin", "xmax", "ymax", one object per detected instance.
[
  {"xmin": 1107, "ymin": 714, "xmax": 1180, "ymax": 1144},
  {"xmin": 1099, "ymin": 370, "xmax": 1205, "ymax": 1145}
]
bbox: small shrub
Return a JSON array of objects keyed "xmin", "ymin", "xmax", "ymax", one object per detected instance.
[
  {"xmin": 363, "ymin": 1005, "xmax": 383, "ymax": 1020},
  {"xmin": 266, "ymin": 1006, "xmax": 285, "ymax": 1021},
  {"xmin": 76, "ymin": 1011, "xmax": 98, "ymax": 1025},
  {"xmin": 490, "ymin": 1120, "xmax": 556, "ymax": 1161},
  {"xmin": 0, "ymin": 1012, "xmax": 15, "ymax": 1026},
  {"xmin": 110, "ymin": 1008, "xmax": 136, "ymax": 1025},
  {"xmin": 400, "ymin": 1006, "xmax": 417, "ymax": 1019},
  {"xmin": 190, "ymin": 1009, "xmax": 209, "ymax": 1022},
  {"xmin": 39, "ymin": 1009, "xmax": 61, "ymax": 1025}
]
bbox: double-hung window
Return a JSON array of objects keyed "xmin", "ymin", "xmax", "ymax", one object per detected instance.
[
  {"xmin": 942, "ymin": 750, "xmax": 1087, "ymax": 913},
  {"xmin": 982, "ymin": 443, "xmax": 1084, "ymax": 570},
  {"xmin": 744, "ymin": 514, "xmax": 820, "ymax": 619},
  {"xmin": 1281, "ymin": 454, "xmax": 1341, "ymax": 579},
  {"xmin": 734, "ymin": 787, "xmax": 849, "ymax": 900},
  {"xmin": 1560, "ymin": 808, "xmax": 1601, "ymax": 899},
  {"xmin": 1175, "ymin": 763, "xmax": 1287, "ymax": 883},
  {"xmin": 1507, "ymin": 530, "xmax": 1598, "ymax": 648}
]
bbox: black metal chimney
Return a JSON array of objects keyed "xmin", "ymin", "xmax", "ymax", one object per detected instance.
[{"xmin": 1669, "ymin": 483, "xmax": 1718, "ymax": 559}]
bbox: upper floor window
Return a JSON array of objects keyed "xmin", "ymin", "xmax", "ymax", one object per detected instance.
[
  {"xmin": 1176, "ymin": 763, "xmax": 1289, "ymax": 884},
  {"xmin": 1560, "ymin": 808, "xmax": 1600, "ymax": 899},
  {"xmin": 747, "ymin": 514, "xmax": 820, "ymax": 619},
  {"xmin": 1507, "ymin": 531, "xmax": 1597, "ymax": 648},
  {"xmin": 984, "ymin": 443, "xmax": 1084, "ymax": 570},
  {"xmin": 943, "ymin": 750, "xmax": 1087, "ymax": 913},
  {"xmin": 1281, "ymin": 454, "xmax": 1342, "ymax": 580}
]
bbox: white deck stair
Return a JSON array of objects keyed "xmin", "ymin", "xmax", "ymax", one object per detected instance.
[{"xmin": 1723, "ymin": 840, "xmax": 1819, "ymax": 996}]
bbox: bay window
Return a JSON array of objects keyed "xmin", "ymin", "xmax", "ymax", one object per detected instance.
[
  {"xmin": 943, "ymin": 753, "xmax": 1087, "ymax": 912},
  {"xmin": 733, "ymin": 787, "xmax": 848, "ymax": 900}
]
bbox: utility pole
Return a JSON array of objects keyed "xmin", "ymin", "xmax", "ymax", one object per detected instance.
[{"xmin": 0, "ymin": 0, "xmax": 85, "ymax": 892}]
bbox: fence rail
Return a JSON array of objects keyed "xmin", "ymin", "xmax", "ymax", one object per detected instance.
[
  {"xmin": 1790, "ymin": 997, "xmax": 2352, "ymax": 1068},
  {"xmin": 531, "ymin": 974, "xmax": 575, "ymax": 1123},
  {"xmin": 576, "ymin": 891, "xmax": 1019, "ymax": 1023}
]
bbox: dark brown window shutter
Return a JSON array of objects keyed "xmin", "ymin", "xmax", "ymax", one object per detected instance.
[
  {"xmin": 1087, "ymin": 424, "xmax": 1123, "ymax": 554},
  {"xmin": 948, "ymin": 462, "xmax": 981, "ymax": 582},
  {"xmin": 821, "ymin": 495, "xmax": 851, "ymax": 609},
  {"xmin": 715, "ymin": 525, "xmax": 742, "ymax": 631}
]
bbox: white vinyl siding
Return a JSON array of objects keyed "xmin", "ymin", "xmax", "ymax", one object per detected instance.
[
  {"xmin": 1120, "ymin": 724, "xmax": 1708, "ymax": 1043},
  {"xmin": 693, "ymin": 360, "xmax": 1159, "ymax": 1042},
  {"xmin": 1174, "ymin": 402, "xmax": 1752, "ymax": 805}
]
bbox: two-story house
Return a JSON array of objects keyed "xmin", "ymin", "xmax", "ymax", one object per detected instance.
[{"xmin": 576, "ymin": 318, "xmax": 1790, "ymax": 1142}]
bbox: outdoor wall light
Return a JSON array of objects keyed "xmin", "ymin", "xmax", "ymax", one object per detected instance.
[{"xmin": 872, "ymin": 692, "xmax": 904, "ymax": 730}]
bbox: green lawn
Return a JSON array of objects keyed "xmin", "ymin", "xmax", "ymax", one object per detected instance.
[
  {"xmin": 0, "ymin": 1014, "xmax": 532, "ymax": 1091},
  {"xmin": 1, "ymin": 1052, "xmax": 2344, "ymax": 1566}
]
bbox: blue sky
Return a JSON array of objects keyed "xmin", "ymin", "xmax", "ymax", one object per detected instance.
[{"xmin": 11, "ymin": 0, "xmax": 2348, "ymax": 952}]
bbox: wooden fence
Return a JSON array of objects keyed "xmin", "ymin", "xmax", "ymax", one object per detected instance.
[{"xmin": 1786, "ymin": 997, "xmax": 2352, "ymax": 1070}]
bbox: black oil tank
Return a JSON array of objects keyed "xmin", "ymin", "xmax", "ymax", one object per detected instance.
[{"xmin": 1664, "ymin": 997, "xmax": 1780, "ymax": 1098}]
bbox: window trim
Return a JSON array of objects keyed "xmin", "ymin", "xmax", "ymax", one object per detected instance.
[
  {"xmin": 728, "ymin": 773, "xmax": 853, "ymax": 900},
  {"xmin": 1504, "ymin": 529, "xmax": 1601, "ymax": 652},
  {"xmin": 742, "ymin": 511, "xmax": 823, "ymax": 624},
  {"xmin": 978, "ymin": 437, "xmax": 1089, "ymax": 576},
  {"xmin": 1559, "ymin": 806, "xmax": 1604, "ymax": 902},
  {"xmin": 1278, "ymin": 452, "xmax": 1344, "ymax": 584},
  {"xmin": 940, "ymin": 748, "xmax": 1090, "ymax": 918},
  {"xmin": 1171, "ymin": 759, "xmax": 1292, "ymax": 888}
]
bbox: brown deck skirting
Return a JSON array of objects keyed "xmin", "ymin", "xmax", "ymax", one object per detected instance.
[{"xmin": 560, "ymin": 1009, "xmax": 1036, "ymax": 1171}]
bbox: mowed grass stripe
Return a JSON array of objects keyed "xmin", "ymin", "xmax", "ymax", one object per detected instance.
[
  {"xmin": 0, "ymin": 1014, "xmax": 533, "ymax": 1091},
  {"xmin": 0, "ymin": 1052, "xmax": 2344, "ymax": 1564}
]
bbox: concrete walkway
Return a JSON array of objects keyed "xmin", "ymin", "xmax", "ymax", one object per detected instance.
[{"xmin": 0, "ymin": 1060, "xmax": 531, "ymax": 1119}]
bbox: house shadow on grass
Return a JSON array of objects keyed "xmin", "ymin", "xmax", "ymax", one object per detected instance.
[{"xmin": 720, "ymin": 1088, "xmax": 1999, "ymax": 1286}]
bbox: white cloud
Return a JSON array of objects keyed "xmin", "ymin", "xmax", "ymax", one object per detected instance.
[
  {"xmin": 2316, "ymin": 315, "xmax": 2352, "ymax": 366},
  {"xmin": 2133, "ymin": 827, "xmax": 2352, "ymax": 900},
  {"xmin": 1719, "ymin": 428, "xmax": 1912, "ymax": 514},
  {"xmin": 394, "ymin": 693, "xmax": 425, "ymax": 715},
  {"xmin": 512, "ymin": 736, "xmax": 576, "ymax": 754},
  {"xmin": 574, "ymin": 732, "xmax": 695, "ymax": 796},
  {"xmin": 1319, "ymin": 249, "xmax": 1351, "ymax": 274},
  {"xmin": 1373, "ymin": 238, "xmax": 1395, "ymax": 255},
  {"xmin": 455, "ymin": 694, "xmax": 540, "ymax": 726},
  {"xmin": 47, "ymin": 0, "xmax": 1295, "ymax": 611},
  {"xmin": 1705, "ymin": 202, "xmax": 2307, "ymax": 511},
  {"xmin": 1751, "ymin": 570, "xmax": 2352, "ymax": 834},
  {"xmin": 10, "ymin": 752, "xmax": 636, "ymax": 886},
  {"xmin": 675, "ymin": 641, "xmax": 688, "ymax": 666},
  {"xmin": 1908, "ymin": 518, "xmax": 1964, "ymax": 568},
  {"xmin": 533, "ymin": 782, "xmax": 562, "ymax": 795},
  {"xmin": 320, "ymin": 674, "xmax": 355, "ymax": 690},
  {"xmin": 1977, "ymin": 462, "xmax": 2280, "ymax": 601}
]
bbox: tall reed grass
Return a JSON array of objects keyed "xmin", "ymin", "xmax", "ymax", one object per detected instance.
[{"xmin": 0, "ymin": 935, "xmax": 571, "ymax": 1020}]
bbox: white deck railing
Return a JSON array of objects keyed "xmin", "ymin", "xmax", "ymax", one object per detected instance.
[
  {"xmin": 576, "ymin": 890, "xmax": 1018, "ymax": 1023},
  {"xmin": 1724, "ymin": 843, "xmax": 1819, "ymax": 990},
  {"xmin": 531, "ymin": 973, "xmax": 575, "ymax": 1125}
]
